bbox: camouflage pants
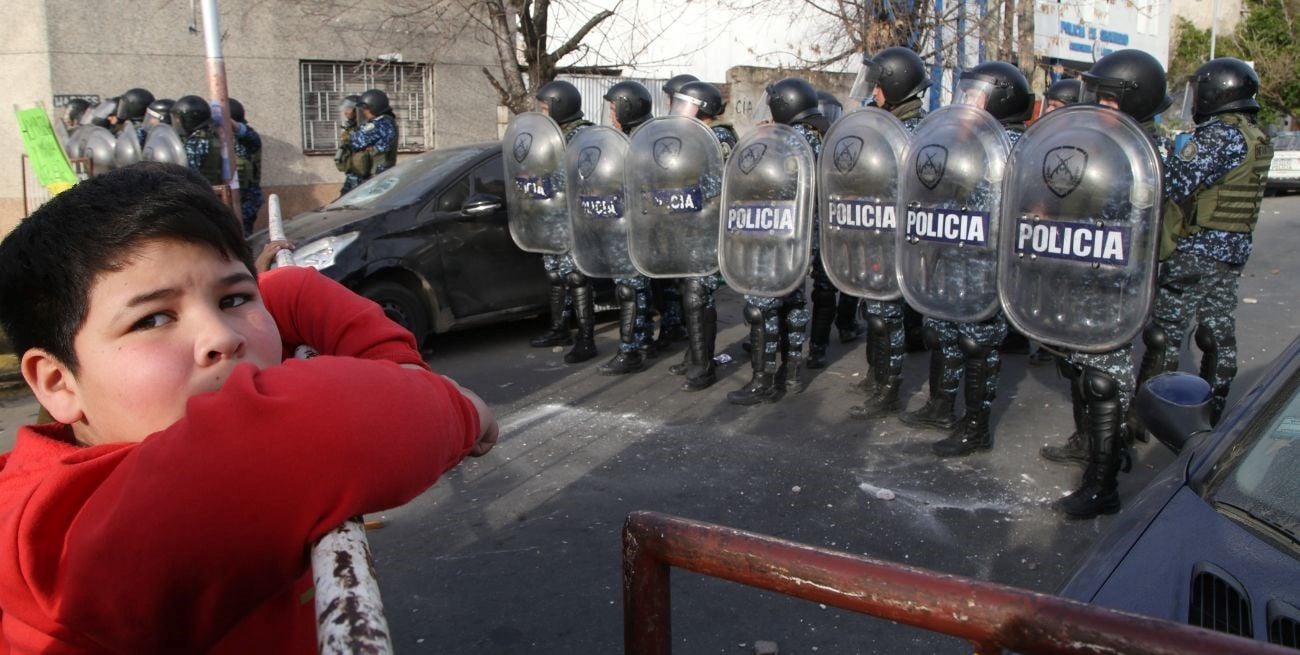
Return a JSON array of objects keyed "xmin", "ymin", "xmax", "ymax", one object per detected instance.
[
  {"xmin": 340, "ymin": 174, "xmax": 366, "ymax": 196},
  {"xmin": 1149, "ymin": 251, "xmax": 1242, "ymax": 399},
  {"xmin": 864, "ymin": 299, "xmax": 906, "ymax": 370},
  {"xmin": 924, "ymin": 314, "xmax": 1007, "ymax": 410},
  {"xmin": 615, "ymin": 275, "xmax": 655, "ymax": 353},
  {"xmin": 1067, "ymin": 346, "xmax": 1136, "ymax": 415},
  {"xmin": 241, "ymin": 185, "xmax": 264, "ymax": 234},
  {"xmin": 653, "ymin": 279, "xmax": 684, "ymax": 331},
  {"xmin": 744, "ymin": 289, "xmax": 809, "ymax": 367}
]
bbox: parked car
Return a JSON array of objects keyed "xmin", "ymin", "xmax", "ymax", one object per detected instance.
[
  {"xmin": 1060, "ymin": 335, "xmax": 1300, "ymax": 648},
  {"xmin": 1268, "ymin": 132, "xmax": 1300, "ymax": 194},
  {"xmin": 251, "ymin": 143, "xmax": 558, "ymax": 348}
]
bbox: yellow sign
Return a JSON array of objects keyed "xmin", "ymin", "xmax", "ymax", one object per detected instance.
[{"xmin": 15, "ymin": 107, "xmax": 77, "ymax": 194}]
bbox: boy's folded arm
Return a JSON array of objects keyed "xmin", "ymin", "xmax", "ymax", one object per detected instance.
[
  {"xmin": 52, "ymin": 356, "xmax": 480, "ymax": 650},
  {"xmin": 260, "ymin": 266, "xmax": 428, "ymax": 369}
]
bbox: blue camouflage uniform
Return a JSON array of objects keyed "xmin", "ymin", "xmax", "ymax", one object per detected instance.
[
  {"xmin": 234, "ymin": 122, "xmax": 264, "ymax": 233},
  {"xmin": 350, "ymin": 114, "xmax": 398, "ymax": 176},
  {"xmin": 183, "ymin": 127, "xmax": 222, "ymax": 185},
  {"xmin": 536, "ymin": 119, "xmax": 595, "ymax": 356}
]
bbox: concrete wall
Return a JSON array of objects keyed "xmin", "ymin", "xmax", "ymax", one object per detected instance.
[
  {"xmin": 1172, "ymin": 0, "xmax": 1244, "ymax": 33},
  {"xmin": 4, "ymin": 0, "xmax": 502, "ymax": 233},
  {"xmin": 723, "ymin": 66, "xmax": 855, "ymax": 137}
]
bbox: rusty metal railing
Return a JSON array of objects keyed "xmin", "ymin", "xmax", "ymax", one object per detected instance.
[{"xmin": 623, "ymin": 511, "xmax": 1293, "ymax": 655}]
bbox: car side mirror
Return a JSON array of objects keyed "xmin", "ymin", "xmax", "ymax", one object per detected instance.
[
  {"xmin": 461, "ymin": 193, "xmax": 503, "ymax": 216},
  {"xmin": 1137, "ymin": 372, "xmax": 1214, "ymax": 454}
]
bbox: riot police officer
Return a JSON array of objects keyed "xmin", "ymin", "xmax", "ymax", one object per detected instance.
[
  {"xmin": 350, "ymin": 89, "xmax": 399, "ymax": 177},
  {"xmin": 662, "ymin": 74, "xmax": 699, "ymax": 109},
  {"xmin": 113, "ymin": 87, "xmax": 154, "ymax": 146},
  {"xmin": 62, "ymin": 99, "xmax": 90, "ymax": 131},
  {"xmin": 645, "ymin": 78, "xmax": 695, "ymax": 350},
  {"xmin": 530, "ymin": 79, "xmax": 599, "ymax": 365},
  {"xmin": 228, "ymin": 98, "xmax": 264, "ymax": 233},
  {"xmin": 142, "ymin": 99, "xmax": 174, "ymax": 131},
  {"xmin": 900, "ymin": 61, "xmax": 1031, "ymax": 456},
  {"xmin": 817, "ymin": 90, "xmax": 844, "ymax": 125},
  {"xmin": 848, "ymin": 46, "xmax": 932, "ymax": 420},
  {"xmin": 171, "ymin": 95, "xmax": 222, "ymax": 185},
  {"xmin": 335, "ymin": 95, "xmax": 371, "ymax": 196},
  {"xmin": 1137, "ymin": 57, "xmax": 1272, "ymax": 427},
  {"xmin": 599, "ymin": 80, "xmax": 659, "ymax": 374},
  {"xmin": 1040, "ymin": 78, "xmax": 1084, "ymax": 116}
]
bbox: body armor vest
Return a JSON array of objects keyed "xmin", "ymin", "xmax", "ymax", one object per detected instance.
[{"xmin": 1191, "ymin": 113, "xmax": 1273, "ymax": 234}]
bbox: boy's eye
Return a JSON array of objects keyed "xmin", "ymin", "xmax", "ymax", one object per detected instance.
[
  {"xmin": 130, "ymin": 313, "xmax": 173, "ymax": 331},
  {"xmin": 220, "ymin": 293, "xmax": 254, "ymax": 310}
]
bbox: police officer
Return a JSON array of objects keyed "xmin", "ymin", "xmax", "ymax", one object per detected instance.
[
  {"xmin": 599, "ymin": 80, "xmax": 659, "ymax": 374},
  {"xmin": 228, "ymin": 98, "xmax": 264, "ymax": 233},
  {"xmin": 647, "ymin": 76, "xmax": 697, "ymax": 350},
  {"xmin": 335, "ymin": 95, "xmax": 371, "ymax": 196},
  {"xmin": 171, "ymin": 95, "xmax": 222, "ymax": 185},
  {"xmin": 849, "ymin": 46, "xmax": 932, "ymax": 420},
  {"xmin": 817, "ymin": 90, "xmax": 844, "ymax": 125},
  {"xmin": 665, "ymin": 80, "xmax": 736, "ymax": 390},
  {"xmin": 817, "ymin": 88, "xmax": 865, "ymax": 345},
  {"xmin": 1136, "ymin": 57, "xmax": 1272, "ymax": 428},
  {"xmin": 1043, "ymin": 49, "xmax": 1175, "ymax": 518},
  {"xmin": 113, "ymin": 87, "xmax": 155, "ymax": 146},
  {"xmin": 901, "ymin": 61, "xmax": 1032, "ymax": 456},
  {"xmin": 729, "ymin": 77, "xmax": 821, "ymax": 403},
  {"xmin": 662, "ymin": 74, "xmax": 699, "ymax": 109},
  {"xmin": 530, "ymin": 80, "xmax": 599, "ymax": 365},
  {"xmin": 142, "ymin": 99, "xmax": 174, "ymax": 131},
  {"xmin": 62, "ymin": 99, "xmax": 90, "ymax": 131},
  {"xmin": 350, "ymin": 89, "xmax": 399, "ymax": 177}
]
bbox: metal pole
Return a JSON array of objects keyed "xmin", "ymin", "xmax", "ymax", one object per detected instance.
[
  {"xmin": 1209, "ymin": 0, "xmax": 1219, "ymax": 59},
  {"xmin": 931, "ymin": 0, "xmax": 945, "ymax": 112},
  {"xmin": 199, "ymin": 0, "xmax": 242, "ymax": 227}
]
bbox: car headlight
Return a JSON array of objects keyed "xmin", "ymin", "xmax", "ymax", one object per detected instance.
[{"xmin": 291, "ymin": 231, "xmax": 360, "ymax": 270}]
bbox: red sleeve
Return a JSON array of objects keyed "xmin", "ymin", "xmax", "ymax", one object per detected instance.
[
  {"xmin": 259, "ymin": 266, "xmax": 428, "ymax": 370},
  {"xmin": 48, "ymin": 354, "xmax": 480, "ymax": 650}
]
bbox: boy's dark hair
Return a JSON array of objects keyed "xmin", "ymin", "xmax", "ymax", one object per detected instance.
[{"xmin": 0, "ymin": 163, "xmax": 255, "ymax": 371}]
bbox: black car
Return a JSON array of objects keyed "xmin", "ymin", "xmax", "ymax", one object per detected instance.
[
  {"xmin": 254, "ymin": 143, "xmax": 552, "ymax": 348},
  {"xmin": 1060, "ymin": 335, "xmax": 1300, "ymax": 648}
]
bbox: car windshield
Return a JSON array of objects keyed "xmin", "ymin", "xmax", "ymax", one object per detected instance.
[
  {"xmin": 327, "ymin": 147, "xmax": 484, "ymax": 210},
  {"xmin": 1207, "ymin": 371, "xmax": 1300, "ymax": 547},
  {"xmin": 1274, "ymin": 134, "xmax": 1299, "ymax": 150}
]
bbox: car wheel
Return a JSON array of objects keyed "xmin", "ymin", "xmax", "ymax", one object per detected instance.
[{"xmin": 361, "ymin": 280, "xmax": 431, "ymax": 348}]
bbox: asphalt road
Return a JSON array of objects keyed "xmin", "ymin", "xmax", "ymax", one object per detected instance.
[{"xmin": 0, "ymin": 195, "xmax": 1295, "ymax": 653}]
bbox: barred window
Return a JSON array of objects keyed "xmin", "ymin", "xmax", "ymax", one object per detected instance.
[{"xmin": 299, "ymin": 60, "xmax": 429, "ymax": 154}]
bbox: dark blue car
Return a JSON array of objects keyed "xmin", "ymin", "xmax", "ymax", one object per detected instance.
[{"xmin": 1061, "ymin": 335, "xmax": 1300, "ymax": 648}]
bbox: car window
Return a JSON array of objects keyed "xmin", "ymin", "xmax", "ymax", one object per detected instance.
[
  {"xmin": 436, "ymin": 176, "xmax": 471, "ymax": 213},
  {"xmin": 329, "ymin": 148, "xmax": 483, "ymax": 211},
  {"xmin": 1208, "ymin": 372, "xmax": 1300, "ymax": 547},
  {"xmin": 1275, "ymin": 135, "xmax": 1299, "ymax": 150},
  {"xmin": 471, "ymin": 157, "xmax": 506, "ymax": 198}
]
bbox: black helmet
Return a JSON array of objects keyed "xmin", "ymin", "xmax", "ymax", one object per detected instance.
[
  {"xmin": 116, "ymin": 88, "xmax": 155, "ymax": 122},
  {"xmin": 603, "ymin": 80, "xmax": 653, "ymax": 132},
  {"xmin": 816, "ymin": 90, "xmax": 843, "ymax": 124},
  {"xmin": 63, "ymin": 99, "xmax": 90, "ymax": 125},
  {"xmin": 1082, "ymin": 49, "xmax": 1171, "ymax": 122},
  {"xmin": 662, "ymin": 74, "xmax": 699, "ymax": 98},
  {"xmin": 1044, "ymin": 78, "xmax": 1084, "ymax": 106},
  {"xmin": 958, "ymin": 61, "xmax": 1033, "ymax": 123},
  {"xmin": 535, "ymin": 80, "xmax": 584, "ymax": 124},
  {"xmin": 870, "ymin": 47, "xmax": 931, "ymax": 107},
  {"xmin": 1190, "ymin": 57, "xmax": 1260, "ymax": 123},
  {"xmin": 358, "ymin": 89, "xmax": 392, "ymax": 116},
  {"xmin": 672, "ymin": 81, "xmax": 725, "ymax": 119},
  {"xmin": 146, "ymin": 99, "xmax": 174, "ymax": 125},
  {"xmin": 171, "ymin": 95, "xmax": 212, "ymax": 136},
  {"xmin": 228, "ymin": 98, "xmax": 246, "ymax": 124},
  {"xmin": 766, "ymin": 77, "xmax": 821, "ymax": 125}
]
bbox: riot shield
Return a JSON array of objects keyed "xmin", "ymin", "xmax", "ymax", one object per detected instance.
[
  {"xmin": 895, "ymin": 104, "xmax": 1011, "ymax": 322},
  {"xmin": 817, "ymin": 108, "xmax": 910, "ymax": 300},
  {"xmin": 76, "ymin": 126, "xmax": 118, "ymax": 176},
  {"xmin": 502, "ymin": 112, "xmax": 571, "ymax": 254},
  {"xmin": 626, "ymin": 116, "xmax": 726, "ymax": 278},
  {"xmin": 565, "ymin": 126, "xmax": 637, "ymax": 278},
  {"xmin": 718, "ymin": 123, "xmax": 816, "ymax": 297},
  {"xmin": 114, "ymin": 126, "xmax": 142, "ymax": 168},
  {"xmin": 998, "ymin": 105, "xmax": 1161, "ymax": 352},
  {"xmin": 141, "ymin": 124, "xmax": 187, "ymax": 166}
]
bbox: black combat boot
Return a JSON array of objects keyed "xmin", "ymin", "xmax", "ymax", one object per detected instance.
[
  {"xmin": 683, "ymin": 306, "xmax": 717, "ymax": 391},
  {"xmin": 900, "ymin": 335, "xmax": 959, "ymax": 431},
  {"xmin": 836, "ymin": 294, "xmax": 864, "ymax": 343},
  {"xmin": 652, "ymin": 279, "xmax": 688, "ymax": 350},
  {"xmin": 849, "ymin": 317, "xmax": 902, "ymax": 420},
  {"xmin": 530, "ymin": 272, "xmax": 572, "ymax": 347},
  {"xmin": 563, "ymin": 276, "xmax": 597, "ymax": 363},
  {"xmin": 805, "ymin": 287, "xmax": 837, "ymax": 370},
  {"xmin": 728, "ymin": 305, "xmax": 781, "ymax": 405},
  {"xmin": 670, "ymin": 280, "xmax": 699, "ymax": 377},
  {"xmin": 1041, "ymin": 364, "xmax": 1088, "ymax": 464},
  {"xmin": 599, "ymin": 282, "xmax": 644, "ymax": 375},
  {"xmin": 1059, "ymin": 370, "xmax": 1124, "ymax": 519},
  {"xmin": 932, "ymin": 353, "xmax": 995, "ymax": 457}
]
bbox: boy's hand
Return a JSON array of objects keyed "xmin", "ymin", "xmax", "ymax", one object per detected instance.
[{"xmin": 256, "ymin": 240, "xmax": 294, "ymax": 273}]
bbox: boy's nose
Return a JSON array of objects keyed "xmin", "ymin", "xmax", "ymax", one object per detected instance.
[{"xmin": 195, "ymin": 315, "xmax": 246, "ymax": 364}]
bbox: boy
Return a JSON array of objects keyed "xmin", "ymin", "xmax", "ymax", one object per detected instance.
[{"xmin": 0, "ymin": 163, "xmax": 498, "ymax": 653}]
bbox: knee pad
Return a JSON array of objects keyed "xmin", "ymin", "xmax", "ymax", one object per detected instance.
[
  {"xmin": 565, "ymin": 271, "xmax": 587, "ymax": 288},
  {"xmin": 922, "ymin": 325, "xmax": 944, "ymax": 351},
  {"xmin": 743, "ymin": 304, "xmax": 765, "ymax": 325},
  {"xmin": 616, "ymin": 283, "xmax": 636, "ymax": 302},
  {"xmin": 1142, "ymin": 324, "xmax": 1168, "ymax": 350},
  {"xmin": 546, "ymin": 269, "xmax": 565, "ymax": 286},
  {"xmin": 1081, "ymin": 368, "xmax": 1119, "ymax": 402},
  {"xmin": 1195, "ymin": 324, "xmax": 1224, "ymax": 353},
  {"xmin": 1057, "ymin": 357, "xmax": 1081, "ymax": 380},
  {"xmin": 867, "ymin": 315, "xmax": 887, "ymax": 335},
  {"xmin": 958, "ymin": 334, "xmax": 992, "ymax": 358}
]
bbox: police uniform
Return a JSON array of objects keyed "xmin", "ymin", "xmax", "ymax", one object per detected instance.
[
  {"xmin": 337, "ymin": 120, "xmax": 371, "ymax": 196},
  {"xmin": 349, "ymin": 113, "xmax": 399, "ymax": 176},
  {"xmin": 183, "ymin": 127, "xmax": 223, "ymax": 186},
  {"xmin": 234, "ymin": 122, "xmax": 264, "ymax": 233}
]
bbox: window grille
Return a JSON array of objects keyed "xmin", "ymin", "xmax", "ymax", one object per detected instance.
[{"xmin": 299, "ymin": 60, "xmax": 429, "ymax": 154}]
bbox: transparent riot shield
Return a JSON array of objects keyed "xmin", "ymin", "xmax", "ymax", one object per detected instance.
[
  {"xmin": 626, "ymin": 116, "xmax": 726, "ymax": 278},
  {"xmin": 718, "ymin": 123, "xmax": 816, "ymax": 297},
  {"xmin": 502, "ymin": 112, "xmax": 571, "ymax": 254},
  {"xmin": 999, "ymin": 105, "xmax": 1161, "ymax": 352},
  {"xmin": 895, "ymin": 104, "xmax": 1012, "ymax": 322},
  {"xmin": 114, "ymin": 126, "xmax": 142, "ymax": 168},
  {"xmin": 141, "ymin": 124, "xmax": 187, "ymax": 166},
  {"xmin": 565, "ymin": 126, "xmax": 637, "ymax": 278},
  {"xmin": 77, "ymin": 126, "xmax": 118, "ymax": 176},
  {"xmin": 817, "ymin": 108, "xmax": 910, "ymax": 300}
]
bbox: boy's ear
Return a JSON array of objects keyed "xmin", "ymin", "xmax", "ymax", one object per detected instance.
[{"xmin": 21, "ymin": 349, "xmax": 85, "ymax": 425}]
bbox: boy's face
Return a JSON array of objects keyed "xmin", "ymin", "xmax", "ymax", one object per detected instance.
[{"xmin": 30, "ymin": 239, "xmax": 282, "ymax": 446}]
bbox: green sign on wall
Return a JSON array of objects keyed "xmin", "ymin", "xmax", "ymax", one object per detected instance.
[{"xmin": 15, "ymin": 107, "xmax": 77, "ymax": 193}]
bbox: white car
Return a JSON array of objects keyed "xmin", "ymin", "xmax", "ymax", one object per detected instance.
[{"xmin": 1268, "ymin": 132, "xmax": 1300, "ymax": 194}]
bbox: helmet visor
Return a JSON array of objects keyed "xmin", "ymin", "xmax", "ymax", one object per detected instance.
[
  {"xmin": 848, "ymin": 61, "xmax": 882, "ymax": 108},
  {"xmin": 339, "ymin": 97, "xmax": 359, "ymax": 121},
  {"xmin": 142, "ymin": 108, "xmax": 165, "ymax": 131},
  {"xmin": 1177, "ymin": 79, "xmax": 1197, "ymax": 125},
  {"xmin": 669, "ymin": 93, "xmax": 704, "ymax": 118},
  {"xmin": 84, "ymin": 99, "xmax": 117, "ymax": 126},
  {"xmin": 750, "ymin": 91, "xmax": 773, "ymax": 124},
  {"xmin": 955, "ymin": 78, "xmax": 996, "ymax": 110}
]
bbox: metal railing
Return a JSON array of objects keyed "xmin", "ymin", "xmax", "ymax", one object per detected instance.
[{"xmin": 623, "ymin": 511, "xmax": 1294, "ymax": 655}]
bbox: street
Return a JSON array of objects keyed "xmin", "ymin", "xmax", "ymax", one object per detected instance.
[{"xmin": 0, "ymin": 195, "xmax": 1297, "ymax": 653}]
